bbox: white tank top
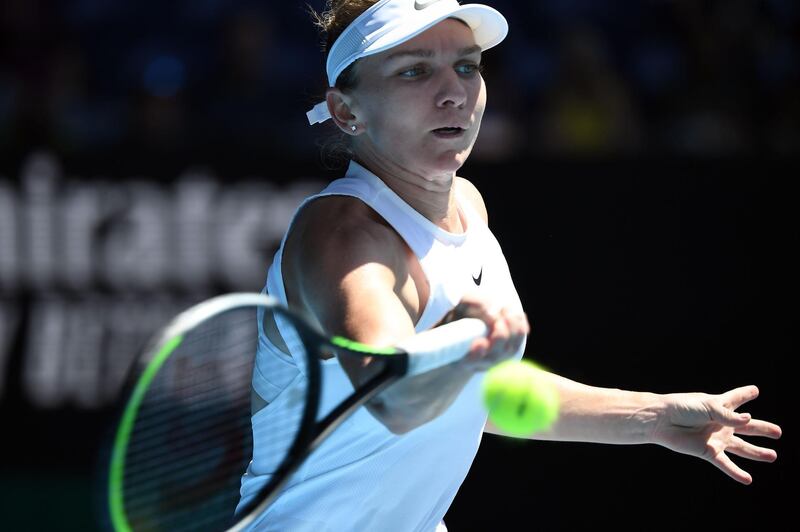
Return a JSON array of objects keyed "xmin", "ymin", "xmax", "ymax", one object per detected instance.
[{"xmin": 238, "ymin": 160, "xmax": 525, "ymax": 531}]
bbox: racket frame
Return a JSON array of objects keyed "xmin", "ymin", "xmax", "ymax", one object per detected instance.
[
  {"xmin": 107, "ymin": 294, "xmax": 409, "ymax": 532},
  {"xmin": 107, "ymin": 292, "xmax": 482, "ymax": 532}
]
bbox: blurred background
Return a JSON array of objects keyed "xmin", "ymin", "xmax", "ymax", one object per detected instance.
[{"xmin": 0, "ymin": 0, "xmax": 796, "ymax": 529}]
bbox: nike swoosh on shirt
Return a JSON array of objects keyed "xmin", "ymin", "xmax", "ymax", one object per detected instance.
[{"xmin": 472, "ymin": 267, "xmax": 482, "ymax": 286}]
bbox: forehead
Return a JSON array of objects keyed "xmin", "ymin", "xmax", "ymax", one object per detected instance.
[{"xmin": 364, "ymin": 17, "xmax": 478, "ymax": 66}]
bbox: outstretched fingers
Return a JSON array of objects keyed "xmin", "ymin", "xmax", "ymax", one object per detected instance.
[
  {"xmin": 709, "ymin": 451, "xmax": 753, "ymax": 485},
  {"xmin": 716, "ymin": 385, "xmax": 783, "ymax": 440},
  {"xmin": 725, "ymin": 435, "xmax": 778, "ymax": 463},
  {"xmin": 735, "ymin": 418, "xmax": 783, "ymax": 439},
  {"xmin": 707, "ymin": 423, "xmax": 780, "ymax": 485},
  {"xmin": 710, "ymin": 405, "xmax": 752, "ymax": 427},
  {"xmin": 723, "ymin": 385, "xmax": 760, "ymax": 410}
]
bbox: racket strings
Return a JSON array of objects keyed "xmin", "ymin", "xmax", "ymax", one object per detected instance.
[
  {"xmin": 125, "ymin": 421, "xmax": 250, "ymax": 491},
  {"xmin": 127, "ymin": 355, "xmax": 253, "ymax": 445},
  {"xmin": 125, "ymin": 407, "xmax": 249, "ymax": 466},
  {"xmin": 119, "ymin": 306, "xmax": 312, "ymax": 531},
  {"xmin": 121, "ymin": 309, "xmax": 262, "ymax": 530}
]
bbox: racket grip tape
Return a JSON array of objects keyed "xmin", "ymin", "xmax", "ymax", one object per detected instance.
[{"xmin": 399, "ymin": 318, "xmax": 489, "ymax": 376}]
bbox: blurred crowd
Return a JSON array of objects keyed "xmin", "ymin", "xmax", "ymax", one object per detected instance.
[{"xmin": 0, "ymin": 0, "xmax": 798, "ymax": 163}]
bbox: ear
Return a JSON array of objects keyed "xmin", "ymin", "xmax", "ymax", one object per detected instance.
[{"xmin": 326, "ymin": 88, "xmax": 360, "ymax": 135}]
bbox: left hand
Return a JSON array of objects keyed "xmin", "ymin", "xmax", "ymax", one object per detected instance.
[{"xmin": 650, "ymin": 385, "xmax": 782, "ymax": 484}]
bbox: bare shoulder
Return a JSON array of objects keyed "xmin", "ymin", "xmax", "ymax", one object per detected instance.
[
  {"xmin": 455, "ymin": 176, "xmax": 488, "ymax": 224},
  {"xmin": 288, "ymin": 195, "xmax": 407, "ymax": 276},
  {"xmin": 282, "ymin": 195, "xmax": 411, "ymax": 324},
  {"xmin": 282, "ymin": 194, "xmax": 419, "ymax": 347}
]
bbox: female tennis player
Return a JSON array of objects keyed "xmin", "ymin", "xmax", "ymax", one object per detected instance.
[{"xmin": 237, "ymin": 1, "xmax": 782, "ymax": 530}]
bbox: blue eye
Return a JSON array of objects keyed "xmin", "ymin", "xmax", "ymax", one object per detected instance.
[
  {"xmin": 457, "ymin": 63, "xmax": 482, "ymax": 75},
  {"xmin": 399, "ymin": 66, "xmax": 426, "ymax": 77},
  {"xmin": 398, "ymin": 63, "xmax": 482, "ymax": 78}
]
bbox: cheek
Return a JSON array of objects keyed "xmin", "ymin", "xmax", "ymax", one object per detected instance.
[
  {"xmin": 360, "ymin": 77, "xmax": 486, "ymax": 148},
  {"xmin": 365, "ymin": 94, "xmax": 426, "ymax": 144},
  {"xmin": 473, "ymin": 78, "xmax": 487, "ymax": 118}
]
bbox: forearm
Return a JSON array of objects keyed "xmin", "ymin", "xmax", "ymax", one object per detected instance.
[
  {"xmin": 510, "ymin": 372, "xmax": 664, "ymax": 445},
  {"xmin": 368, "ymin": 360, "xmax": 475, "ymax": 434}
]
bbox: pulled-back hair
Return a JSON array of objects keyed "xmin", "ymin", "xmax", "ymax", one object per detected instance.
[
  {"xmin": 306, "ymin": 1, "xmax": 380, "ymax": 167},
  {"xmin": 308, "ymin": 0, "xmax": 379, "ymax": 90}
]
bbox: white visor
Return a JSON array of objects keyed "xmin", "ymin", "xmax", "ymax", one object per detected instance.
[{"xmin": 306, "ymin": 0, "xmax": 508, "ymax": 125}]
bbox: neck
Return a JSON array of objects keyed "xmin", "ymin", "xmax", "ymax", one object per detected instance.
[{"xmin": 353, "ymin": 151, "xmax": 465, "ymax": 233}]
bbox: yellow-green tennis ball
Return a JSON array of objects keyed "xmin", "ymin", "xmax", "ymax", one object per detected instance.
[{"xmin": 482, "ymin": 359, "xmax": 559, "ymax": 437}]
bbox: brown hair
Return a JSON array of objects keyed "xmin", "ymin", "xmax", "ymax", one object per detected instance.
[
  {"xmin": 306, "ymin": 1, "xmax": 380, "ymax": 167},
  {"xmin": 308, "ymin": 0, "xmax": 379, "ymax": 90}
]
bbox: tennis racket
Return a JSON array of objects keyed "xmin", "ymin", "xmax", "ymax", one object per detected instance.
[{"xmin": 103, "ymin": 292, "xmax": 487, "ymax": 532}]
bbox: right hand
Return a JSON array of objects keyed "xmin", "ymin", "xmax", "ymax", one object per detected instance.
[{"xmin": 440, "ymin": 293, "xmax": 530, "ymax": 372}]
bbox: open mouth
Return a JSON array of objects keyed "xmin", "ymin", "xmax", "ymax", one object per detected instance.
[{"xmin": 432, "ymin": 127, "xmax": 465, "ymax": 138}]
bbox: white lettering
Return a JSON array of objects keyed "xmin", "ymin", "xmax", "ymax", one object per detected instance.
[
  {"xmin": 0, "ymin": 182, "xmax": 17, "ymax": 292},
  {"xmin": 101, "ymin": 181, "xmax": 170, "ymax": 291},
  {"xmin": 2, "ymin": 150, "xmax": 326, "ymax": 411},
  {"xmin": 216, "ymin": 180, "xmax": 322, "ymax": 289},
  {"xmin": 217, "ymin": 182, "xmax": 278, "ymax": 289},
  {"xmin": 62, "ymin": 181, "xmax": 106, "ymax": 290},
  {"xmin": 1, "ymin": 152, "xmax": 324, "ymax": 293},
  {"xmin": 62, "ymin": 296, "xmax": 106, "ymax": 407},
  {"xmin": 22, "ymin": 294, "xmax": 198, "ymax": 408},
  {"xmin": 24, "ymin": 296, "xmax": 68, "ymax": 407},
  {"xmin": 23, "ymin": 152, "xmax": 59, "ymax": 289},
  {"xmin": 174, "ymin": 171, "xmax": 218, "ymax": 290},
  {"xmin": 102, "ymin": 295, "xmax": 190, "ymax": 403}
]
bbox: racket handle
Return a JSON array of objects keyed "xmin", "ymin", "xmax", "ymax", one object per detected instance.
[{"xmin": 400, "ymin": 318, "xmax": 489, "ymax": 376}]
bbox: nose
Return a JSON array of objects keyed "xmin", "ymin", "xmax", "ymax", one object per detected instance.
[{"xmin": 435, "ymin": 68, "xmax": 468, "ymax": 110}]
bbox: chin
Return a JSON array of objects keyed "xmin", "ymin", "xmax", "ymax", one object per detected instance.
[{"xmin": 428, "ymin": 149, "xmax": 472, "ymax": 174}]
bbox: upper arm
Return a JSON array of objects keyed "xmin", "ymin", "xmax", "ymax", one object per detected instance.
[{"xmin": 288, "ymin": 197, "xmax": 417, "ymax": 385}]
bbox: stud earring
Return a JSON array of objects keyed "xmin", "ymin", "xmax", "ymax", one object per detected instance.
[{"xmin": 351, "ymin": 125, "xmax": 357, "ymax": 133}]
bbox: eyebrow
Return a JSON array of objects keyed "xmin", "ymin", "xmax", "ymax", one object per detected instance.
[{"xmin": 384, "ymin": 44, "xmax": 482, "ymax": 63}]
